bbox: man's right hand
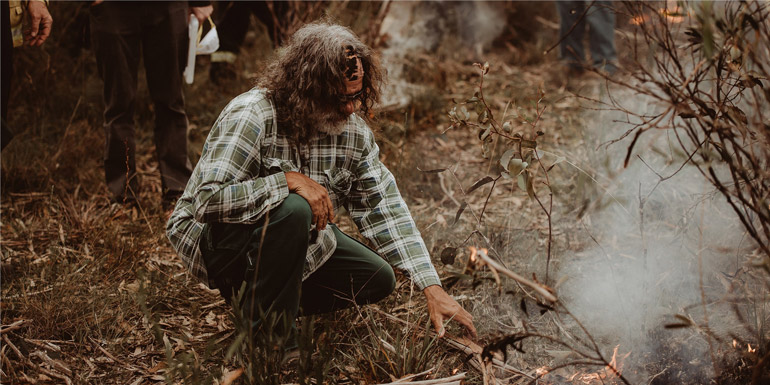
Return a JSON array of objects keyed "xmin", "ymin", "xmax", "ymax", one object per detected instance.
[
  {"xmin": 285, "ymin": 172, "xmax": 335, "ymax": 230},
  {"xmin": 24, "ymin": 0, "xmax": 53, "ymax": 47}
]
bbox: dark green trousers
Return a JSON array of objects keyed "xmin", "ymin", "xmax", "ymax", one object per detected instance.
[{"xmin": 200, "ymin": 193, "xmax": 396, "ymax": 333}]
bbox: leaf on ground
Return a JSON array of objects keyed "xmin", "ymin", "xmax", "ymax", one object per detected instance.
[
  {"xmin": 453, "ymin": 202, "xmax": 468, "ymax": 225},
  {"xmin": 417, "ymin": 167, "xmax": 446, "ymax": 174},
  {"xmin": 467, "ymin": 176, "xmax": 495, "ymax": 194}
]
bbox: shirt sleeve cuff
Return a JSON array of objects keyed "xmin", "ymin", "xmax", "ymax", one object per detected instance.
[
  {"xmin": 412, "ymin": 268, "xmax": 442, "ymax": 290},
  {"xmin": 268, "ymin": 172, "xmax": 290, "ymax": 203}
]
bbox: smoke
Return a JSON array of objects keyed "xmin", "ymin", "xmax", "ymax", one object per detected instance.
[
  {"xmin": 378, "ymin": 1, "xmax": 506, "ymax": 109},
  {"xmin": 557, "ymin": 84, "xmax": 752, "ymax": 382}
]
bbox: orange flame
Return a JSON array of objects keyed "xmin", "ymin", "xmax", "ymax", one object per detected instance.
[{"xmin": 568, "ymin": 345, "xmax": 630, "ymax": 384}]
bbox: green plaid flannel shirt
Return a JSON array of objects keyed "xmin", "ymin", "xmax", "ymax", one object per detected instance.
[{"xmin": 166, "ymin": 88, "xmax": 441, "ymax": 290}]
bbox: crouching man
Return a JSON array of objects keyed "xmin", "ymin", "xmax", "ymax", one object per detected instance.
[{"xmin": 166, "ymin": 22, "xmax": 476, "ymax": 341}]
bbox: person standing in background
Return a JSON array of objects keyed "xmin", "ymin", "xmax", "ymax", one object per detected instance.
[
  {"xmin": 89, "ymin": 1, "xmax": 212, "ymax": 208},
  {"xmin": 2, "ymin": 0, "xmax": 53, "ymax": 150},
  {"xmin": 555, "ymin": 1, "xmax": 617, "ymax": 76},
  {"xmin": 209, "ymin": 1, "xmax": 288, "ymax": 85}
]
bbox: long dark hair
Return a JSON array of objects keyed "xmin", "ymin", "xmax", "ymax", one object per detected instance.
[{"xmin": 257, "ymin": 22, "xmax": 385, "ymax": 141}]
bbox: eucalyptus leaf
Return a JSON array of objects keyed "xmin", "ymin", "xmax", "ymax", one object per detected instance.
[
  {"xmin": 461, "ymin": 106, "xmax": 470, "ymax": 121},
  {"xmin": 467, "ymin": 176, "xmax": 495, "ymax": 194},
  {"xmin": 417, "ymin": 167, "xmax": 447, "ymax": 174},
  {"xmin": 507, "ymin": 158, "xmax": 528, "ymax": 176},
  {"xmin": 453, "ymin": 202, "xmax": 468, "ymax": 225},
  {"xmin": 526, "ymin": 170, "xmax": 535, "ymax": 199},
  {"xmin": 503, "ymin": 121, "xmax": 512, "ymax": 133},
  {"xmin": 500, "ymin": 149, "xmax": 516, "ymax": 169}
]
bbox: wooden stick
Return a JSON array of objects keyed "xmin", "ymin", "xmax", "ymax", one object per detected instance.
[
  {"xmin": 472, "ymin": 248, "xmax": 557, "ymax": 303},
  {"xmin": 388, "ymin": 368, "xmax": 434, "ymax": 383},
  {"xmin": 0, "ymin": 319, "xmax": 30, "ymax": 334},
  {"xmin": 3, "ymin": 335, "xmax": 73, "ymax": 385},
  {"xmin": 376, "ymin": 372, "xmax": 466, "ymax": 385}
]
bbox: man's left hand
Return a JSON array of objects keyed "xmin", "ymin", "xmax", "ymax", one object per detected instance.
[
  {"xmin": 190, "ymin": 5, "xmax": 213, "ymax": 24},
  {"xmin": 424, "ymin": 285, "xmax": 477, "ymax": 339},
  {"xmin": 24, "ymin": 0, "xmax": 53, "ymax": 46}
]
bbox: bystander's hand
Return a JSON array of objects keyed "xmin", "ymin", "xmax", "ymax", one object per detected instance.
[
  {"xmin": 190, "ymin": 5, "xmax": 213, "ymax": 24},
  {"xmin": 24, "ymin": 0, "xmax": 52, "ymax": 46},
  {"xmin": 285, "ymin": 171, "xmax": 335, "ymax": 230},
  {"xmin": 424, "ymin": 285, "xmax": 477, "ymax": 339}
]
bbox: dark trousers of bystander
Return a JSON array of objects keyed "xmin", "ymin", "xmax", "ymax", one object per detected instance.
[
  {"xmin": 2, "ymin": 0, "xmax": 14, "ymax": 150},
  {"xmin": 556, "ymin": 0, "xmax": 617, "ymax": 74},
  {"xmin": 90, "ymin": 2, "xmax": 192, "ymax": 204},
  {"xmin": 200, "ymin": 193, "xmax": 396, "ymax": 337}
]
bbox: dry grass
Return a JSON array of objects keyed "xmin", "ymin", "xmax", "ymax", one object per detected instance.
[{"xmin": 3, "ymin": 2, "xmax": 765, "ymax": 385}]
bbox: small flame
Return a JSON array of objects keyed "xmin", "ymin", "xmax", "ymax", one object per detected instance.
[
  {"xmin": 568, "ymin": 345, "xmax": 630, "ymax": 384},
  {"xmin": 748, "ymin": 344, "xmax": 756, "ymax": 353},
  {"xmin": 536, "ymin": 366, "xmax": 550, "ymax": 376},
  {"xmin": 733, "ymin": 339, "xmax": 738, "ymax": 348},
  {"xmin": 630, "ymin": 15, "xmax": 647, "ymax": 26}
]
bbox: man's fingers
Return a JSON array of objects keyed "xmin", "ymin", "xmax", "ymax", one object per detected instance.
[
  {"xmin": 454, "ymin": 309, "xmax": 477, "ymax": 338},
  {"xmin": 458, "ymin": 311, "xmax": 478, "ymax": 338},
  {"xmin": 325, "ymin": 194, "xmax": 335, "ymax": 223},
  {"xmin": 29, "ymin": 14, "xmax": 41, "ymax": 38},
  {"xmin": 431, "ymin": 312, "xmax": 445, "ymax": 338},
  {"xmin": 38, "ymin": 18, "xmax": 52, "ymax": 42}
]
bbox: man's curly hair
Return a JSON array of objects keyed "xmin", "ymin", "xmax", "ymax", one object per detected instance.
[{"xmin": 257, "ymin": 22, "xmax": 385, "ymax": 141}]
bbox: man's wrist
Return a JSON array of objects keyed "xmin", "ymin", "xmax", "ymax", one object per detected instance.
[
  {"xmin": 423, "ymin": 284, "xmax": 443, "ymax": 296},
  {"xmin": 26, "ymin": 0, "xmax": 49, "ymax": 7}
]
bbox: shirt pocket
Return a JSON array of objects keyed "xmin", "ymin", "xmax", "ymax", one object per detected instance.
[
  {"xmin": 324, "ymin": 167, "xmax": 354, "ymax": 196},
  {"xmin": 260, "ymin": 157, "xmax": 297, "ymax": 176}
]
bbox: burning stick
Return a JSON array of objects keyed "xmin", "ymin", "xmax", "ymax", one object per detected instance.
[{"xmin": 467, "ymin": 247, "xmax": 557, "ymax": 303}]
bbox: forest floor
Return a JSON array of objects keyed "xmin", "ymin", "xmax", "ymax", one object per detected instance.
[{"xmin": 2, "ymin": 3, "xmax": 765, "ymax": 385}]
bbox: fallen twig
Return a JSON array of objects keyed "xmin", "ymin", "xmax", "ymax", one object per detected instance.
[
  {"xmin": 3, "ymin": 335, "xmax": 73, "ymax": 385},
  {"xmin": 376, "ymin": 372, "xmax": 465, "ymax": 385},
  {"xmin": 470, "ymin": 248, "xmax": 557, "ymax": 303},
  {"xmin": 0, "ymin": 319, "xmax": 30, "ymax": 335}
]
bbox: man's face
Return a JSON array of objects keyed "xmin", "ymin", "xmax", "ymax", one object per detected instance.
[
  {"xmin": 341, "ymin": 84, "xmax": 363, "ymax": 115},
  {"xmin": 341, "ymin": 54, "xmax": 364, "ymax": 116}
]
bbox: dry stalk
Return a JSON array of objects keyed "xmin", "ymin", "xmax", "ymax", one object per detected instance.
[
  {"xmin": 0, "ymin": 319, "xmax": 30, "ymax": 335},
  {"xmin": 376, "ymin": 371, "xmax": 466, "ymax": 385},
  {"xmin": 469, "ymin": 248, "xmax": 557, "ymax": 303},
  {"xmin": 2, "ymin": 335, "xmax": 73, "ymax": 385}
]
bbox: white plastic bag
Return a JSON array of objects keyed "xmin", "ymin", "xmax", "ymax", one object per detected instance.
[{"xmin": 184, "ymin": 17, "xmax": 219, "ymax": 84}]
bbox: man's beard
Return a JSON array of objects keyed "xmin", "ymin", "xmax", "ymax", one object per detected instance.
[{"xmin": 312, "ymin": 109, "xmax": 349, "ymax": 136}]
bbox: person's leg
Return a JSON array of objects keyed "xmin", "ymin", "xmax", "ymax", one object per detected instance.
[
  {"xmin": 209, "ymin": 1, "xmax": 252, "ymax": 83},
  {"xmin": 250, "ymin": 1, "xmax": 288, "ymax": 48},
  {"xmin": 556, "ymin": 1, "xmax": 587, "ymax": 71},
  {"xmin": 200, "ymin": 194, "xmax": 312, "ymax": 335},
  {"xmin": 216, "ymin": 1, "xmax": 253, "ymax": 54},
  {"xmin": 141, "ymin": 3, "xmax": 192, "ymax": 202},
  {"xmin": 90, "ymin": 5, "xmax": 141, "ymax": 203},
  {"xmin": 299, "ymin": 225, "xmax": 396, "ymax": 316},
  {"xmin": 2, "ymin": 0, "xmax": 14, "ymax": 150},
  {"xmin": 586, "ymin": 1, "xmax": 617, "ymax": 74}
]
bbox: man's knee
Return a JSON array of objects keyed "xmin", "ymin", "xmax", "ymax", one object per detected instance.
[
  {"xmin": 274, "ymin": 193, "xmax": 313, "ymax": 230},
  {"xmin": 364, "ymin": 263, "xmax": 396, "ymax": 303}
]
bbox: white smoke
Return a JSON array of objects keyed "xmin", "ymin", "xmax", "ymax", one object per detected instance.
[
  {"xmin": 557, "ymin": 82, "xmax": 753, "ymax": 382},
  {"xmin": 378, "ymin": 1, "xmax": 506, "ymax": 109}
]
